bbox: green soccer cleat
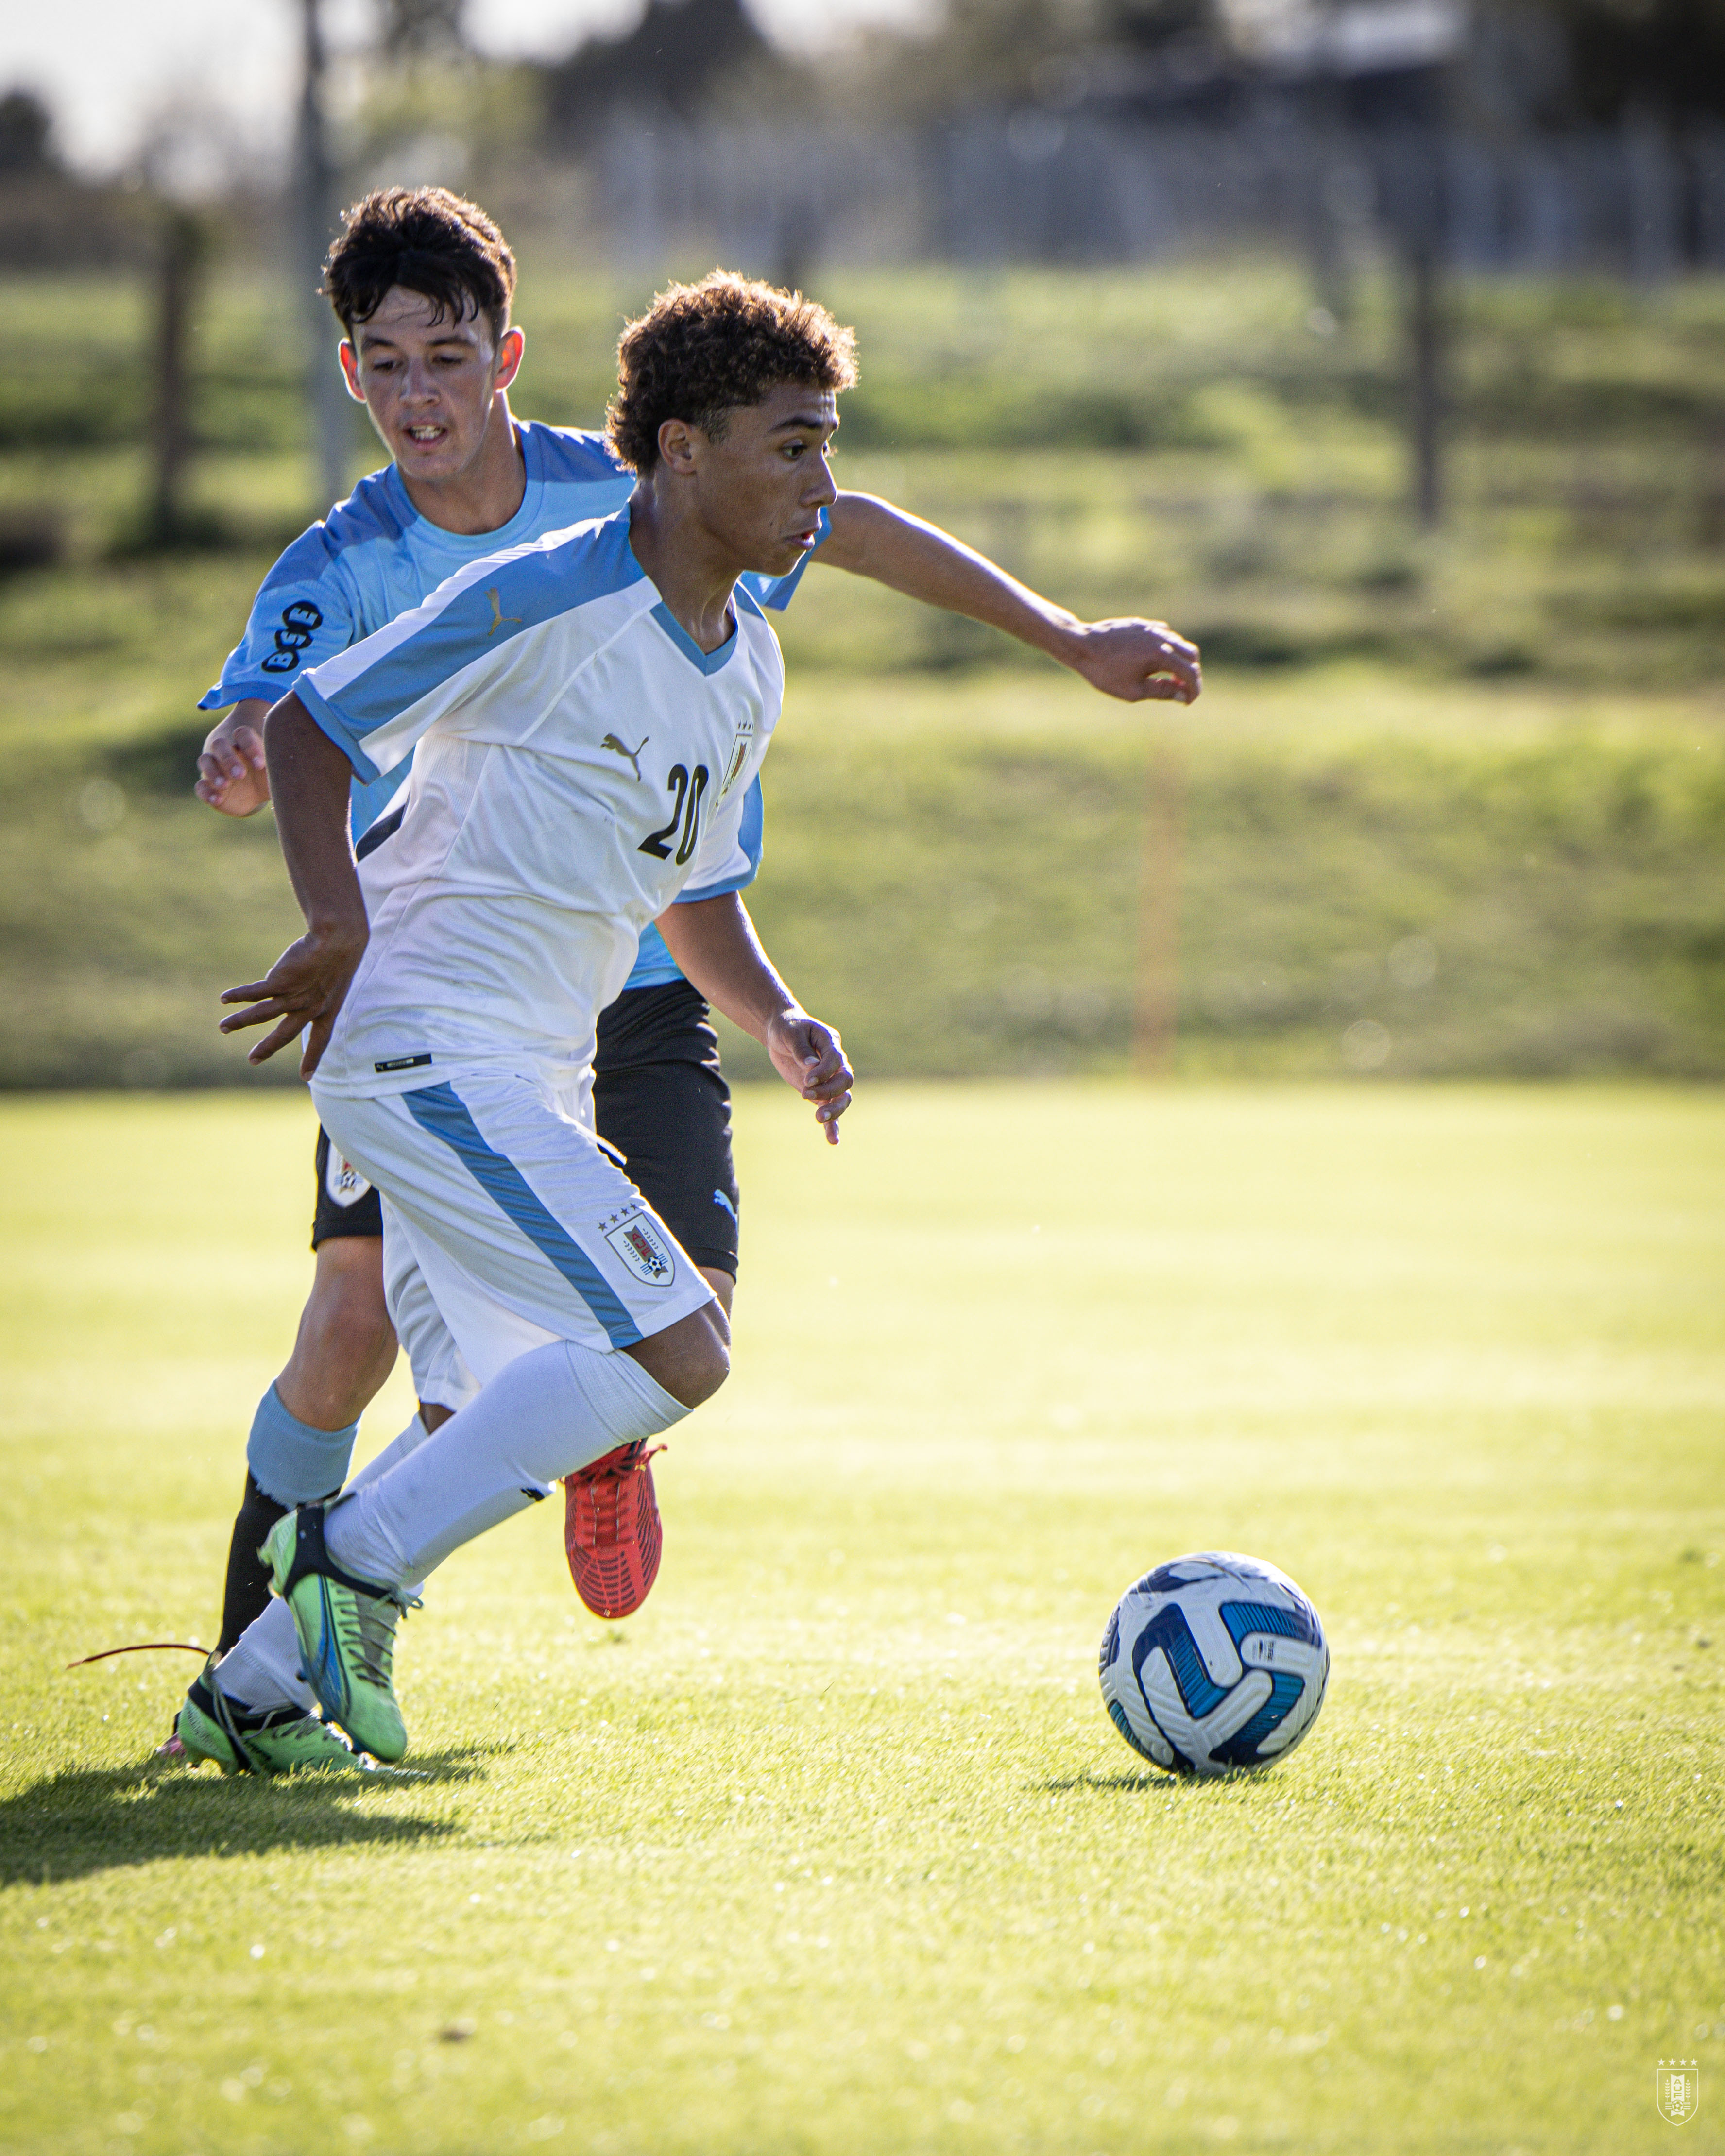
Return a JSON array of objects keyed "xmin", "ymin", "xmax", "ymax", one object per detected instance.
[
  {"xmin": 259, "ymin": 1505, "xmax": 413, "ymax": 1764},
  {"xmin": 173, "ymin": 1666, "xmax": 380, "ymax": 1778}
]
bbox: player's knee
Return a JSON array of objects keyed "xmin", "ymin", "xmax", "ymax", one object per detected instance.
[
  {"xmin": 685, "ymin": 1316, "xmax": 730, "ymax": 1407},
  {"xmin": 628, "ymin": 1306, "xmax": 729, "ymax": 1410},
  {"xmin": 671, "ymin": 1310, "xmax": 730, "ymax": 1409},
  {"xmin": 291, "ymin": 1302, "xmax": 395, "ymax": 1404},
  {"xmin": 281, "ymin": 1242, "xmax": 397, "ymax": 1426},
  {"xmin": 301, "ymin": 1246, "xmax": 394, "ymax": 1370}
]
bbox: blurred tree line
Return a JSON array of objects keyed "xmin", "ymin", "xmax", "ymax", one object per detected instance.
[
  {"xmin": 0, "ymin": 88, "xmax": 150, "ymax": 268},
  {"xmin": 3, "ymin": 0, "xmax": 1721, "ymax": 549},
  {"xmin": 530, "ymin": 0, "xmax": 1725, "ymax": 132},
  {"xmin": 6, "ymin": 0, "xmax": 1725, "ymax": 270}
]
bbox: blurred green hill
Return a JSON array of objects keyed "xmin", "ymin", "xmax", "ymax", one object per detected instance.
[{"xmin": 0, "ymin": 257, "xmax": 1720, "ymax": 1087}]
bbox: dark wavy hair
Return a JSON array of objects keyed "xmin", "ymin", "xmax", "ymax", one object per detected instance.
[
  {"xmin": 323, "ymin": 187, "xmax": 516, "ymax": 346},
  {"xmin": 607, "ymin": 270, "xmax": 858, "ymax": 473}
]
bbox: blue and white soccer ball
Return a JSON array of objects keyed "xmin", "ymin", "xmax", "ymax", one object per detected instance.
[{"xmin": 1099, "ymin": 1551, "xmax": 1330, "ymax": 1777}]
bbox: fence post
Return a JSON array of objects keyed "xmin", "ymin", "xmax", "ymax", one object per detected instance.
[
  {"xmin": 1379, "ymin": 130, "xmax": 1448, "ymax": 530},
  {"xmin": 148, "ymin": 207, "xmax": 204, "ymax": 544},
  {"xmin": 295, "ymin": 0, "xmax": 348, "ymax": 513},
  {"xmin": 1409, "ymin": 238, "xmax": 1444, "ymax": 529}
]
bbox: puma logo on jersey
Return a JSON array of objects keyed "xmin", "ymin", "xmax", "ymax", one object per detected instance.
[
  {"xmin": 486, "ymin": 588, "xmax": 523, "ymax": 636},
  {"xmin": 600, "ymin": 732, "xmax": 648, "ymax": 781}
]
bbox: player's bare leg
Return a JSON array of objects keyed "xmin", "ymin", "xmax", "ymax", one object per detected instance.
[
  {"xmin": 624, "ymin": 1297, "xmax": 730, "ymax": 1405},
  {"xmin": 216, "ymin": 1236, "xmax": 397, "ymax": 1653},
  {"xmin": 277, "ymin": 1236, "xmax": 397, "ymax": 1430}
]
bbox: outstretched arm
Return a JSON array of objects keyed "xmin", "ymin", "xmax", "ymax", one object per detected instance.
[
  {"xmin": 818, "ymin": 492, "xmax": 1201, "ymax": 705},
  {"xmin": 217, "ymin": 695, "xmax": 368, "ymax": 1076},
  {"xmin": 654, "ymin": 893, "xmax": 853, "ymax": 1145}
]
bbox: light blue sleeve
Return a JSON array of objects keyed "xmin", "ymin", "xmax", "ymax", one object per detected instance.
[
  {"xmin": 624, "ymin": 923, "xmax": 686, "ymax": 988},
  {"xmin": 199, "ymin": 528, "xmax": 356, "ymax": 711}
]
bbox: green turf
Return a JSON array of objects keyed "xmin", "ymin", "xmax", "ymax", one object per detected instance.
[
  {"xmin": 0, "ymin": 1084, "xmax": 1721, "ymax": 2155},
  {"xmin": 2, "ymin": 628, "xmax": 1723, "ymax": 1086}
]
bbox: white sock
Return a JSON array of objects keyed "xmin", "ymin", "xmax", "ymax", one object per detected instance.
[
  {"xmin": 215, "ymin": 1413, "xmax": 432, "ymax": 1715},
  {"xmin": 212, "ymin": 1602, "xmax": 312, "ymax": 1718},
  {"xmin": 324, "ymin": 1341, "xmax": 688, "ymax": 1589}
]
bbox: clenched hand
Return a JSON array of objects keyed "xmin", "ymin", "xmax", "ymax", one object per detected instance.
[
  {"xmin": 764, "ymin": 1012, "xmax": 853, "ymax": 1145},
  {"xmin": 1063, "ymin": 617, "xmax": 1202, "ymax": 704}
]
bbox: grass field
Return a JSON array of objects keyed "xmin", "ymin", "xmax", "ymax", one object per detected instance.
[
  {"xmin": 3, "ymin": 585, "xmax": 1723, "ymax": 1086},
  {"xmin": 2, "ymin": 1083, "xmax": 1722, "ymax": 2156}
]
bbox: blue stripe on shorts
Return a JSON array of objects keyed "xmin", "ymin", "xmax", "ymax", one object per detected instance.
[{"xmin": 403, "ymin": 1082, "xmax": 642, "ymax": 1349}]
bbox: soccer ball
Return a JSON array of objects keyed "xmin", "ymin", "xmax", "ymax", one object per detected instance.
[{"xmin": 1098, "ymin": 1551, "xmax": 1330, "ymax": 1777}]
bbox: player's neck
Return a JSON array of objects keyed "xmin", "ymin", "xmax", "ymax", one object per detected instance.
[
  {"xmin": 626, "ymin": 487, "xmax": 740, "ymax": 656},
  {"xmin": 395, "ymin": 396, "xmax": 527, "ymax": 537}
]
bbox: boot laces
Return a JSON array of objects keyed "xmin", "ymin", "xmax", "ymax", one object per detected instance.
[
  {"xmin": 569, "ymin": 1442, "xmax": 665, "ymax": 1549},
  {"xmin": 336, "ymin": 1588, "xmax": 402, "ymax": 1690}
]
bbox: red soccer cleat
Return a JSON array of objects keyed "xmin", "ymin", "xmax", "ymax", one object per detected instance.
[{"xmin": 563, "ymin": 1442, "xmax": 666, "ymax": 1619}]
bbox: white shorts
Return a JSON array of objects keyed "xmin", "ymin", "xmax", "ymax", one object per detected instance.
[
  {"xmin": 311, "ymin": 1069, "xmax": 715, "ymax": 1395},
  {"xmin": 381, "ymin": 1207, "xmax": 482, "ymax": 1411}
]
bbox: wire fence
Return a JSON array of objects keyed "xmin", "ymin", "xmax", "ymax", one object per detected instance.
[{"xmin": 591, "ymin": 114, "xmax": 1725, "ymax": 278}]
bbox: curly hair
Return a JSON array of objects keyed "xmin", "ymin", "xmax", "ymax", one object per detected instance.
[
  {"xmin": 607, "ymin": 270, "xmax": 858, "ymax": 473},
  {"xmin": 323, "ymin": 186, "xmax": 516, "ymax": 346}
]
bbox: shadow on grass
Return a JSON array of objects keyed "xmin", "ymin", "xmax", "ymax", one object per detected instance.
[
  {"xmin": 1040, "ymin": 1769, "xmax": 1184, "ymax": 1795},
  {"xmin": 0, "ymin": 1747, "xmax": 498, "ymax": 1886}
]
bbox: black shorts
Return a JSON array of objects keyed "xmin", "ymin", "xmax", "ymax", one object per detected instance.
[
  {"xmin": 308, "ymin": 979, "xmax": 740, "ymax": 1275},
  {"xmin": 312, "ymin": 1125, "xmax": 384, "ymax": 1246},
  {"xmin": 593, "ymin": 978, "xmax": 740, "ymax": 1276}
]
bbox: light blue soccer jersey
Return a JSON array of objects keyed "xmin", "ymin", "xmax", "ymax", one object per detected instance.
[
  {"xmin": 202, "ymin": 420, "xmax": 822, "ymax": 991},
  {"xmin": 297, "ymin": 509, "xmax": 784, "ymax": 1099}
]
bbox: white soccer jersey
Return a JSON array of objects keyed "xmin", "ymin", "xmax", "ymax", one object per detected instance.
[{"xmin": 297, "ymin": 508, "xmax": 783, "ymax": 1100}]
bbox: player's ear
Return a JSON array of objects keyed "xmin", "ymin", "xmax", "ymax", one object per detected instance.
[
  {"xmin": 337, "ymin": 340, "xmax": 366, "ymax": 405},
  {"xmin": 494, "ymin": 326, "xmax": 525, "ymax": 390},
  {"xmin": 656, "ymin": 418, "xmax": 700, "ymax": 475}
]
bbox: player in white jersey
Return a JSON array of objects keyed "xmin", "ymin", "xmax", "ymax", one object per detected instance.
[
  {"xmin": 181, "ymin": 187, "xmax": 1202, "ymax": 1720},
  {"xmin": 181, "ymin": 272, "xmax": 862, "ymax": 1768}
]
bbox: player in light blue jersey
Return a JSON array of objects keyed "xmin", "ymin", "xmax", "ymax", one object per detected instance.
[{"xmin": 179, "ymin": 192, "xmax": 1200, "ymax": 1761}]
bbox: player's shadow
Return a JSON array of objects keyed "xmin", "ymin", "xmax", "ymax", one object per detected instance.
[{"xmin": 0, "ymin": 1748, "xmax": 495, "ymax": 1886}]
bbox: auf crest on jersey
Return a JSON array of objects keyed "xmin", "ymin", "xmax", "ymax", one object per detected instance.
[
  {"xmin": 719, "ymin": 716, "xmax": 756, "ymax": 798},
  {"xmin": 605, "ymin": 1216, "xmax": 677, "ymax": 1286}
]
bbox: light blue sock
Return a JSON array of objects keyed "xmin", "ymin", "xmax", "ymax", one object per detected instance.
[
  {"xmin": 217, "ymin": 1414, "xmax": 428, "ymax": 1715},
  {"xmin": 245, "ymin": 1383, "xmax": 360, "ymax": 1509}
]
